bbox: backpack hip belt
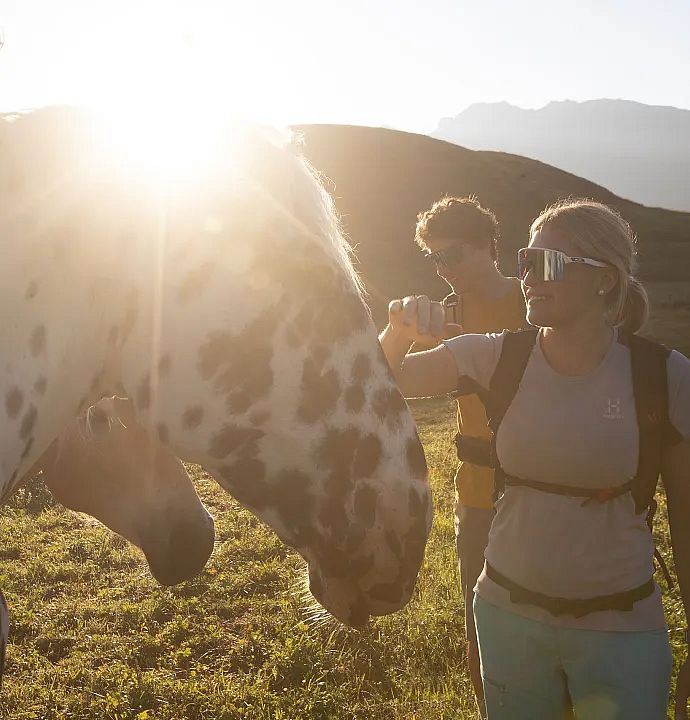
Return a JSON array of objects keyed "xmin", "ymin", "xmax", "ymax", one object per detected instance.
[
  {"xmin": 485, "ymin": 561, "xmax": 655, "ymax": 618},
  {"xmin": 501, "ymin": 474, "xmax": 635, "ymax": 505}
]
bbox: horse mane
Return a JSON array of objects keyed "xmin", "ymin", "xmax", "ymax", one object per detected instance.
[{"xmin": 237, "ymin": 124, "xmax": 366, "ymax": 302}]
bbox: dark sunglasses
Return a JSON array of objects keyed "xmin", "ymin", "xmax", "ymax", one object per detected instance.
[
  {"xmin": 518, "ymin": 247, "xmax": 609, "ymax": 282},
  {"xmin": 424, "ymin": 245, "xmax": 465, "ymax": 268}
]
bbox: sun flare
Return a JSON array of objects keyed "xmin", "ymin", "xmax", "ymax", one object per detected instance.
[{"xmin": 98, "ymin": 101, "xmax": 236, "ymax": 183}]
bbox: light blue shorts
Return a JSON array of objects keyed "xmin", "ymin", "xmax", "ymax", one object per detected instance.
[{"xmin": 474, "ymin": 595, "xmax": 673, "ymax": 720}]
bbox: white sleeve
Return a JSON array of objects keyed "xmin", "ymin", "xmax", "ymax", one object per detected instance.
[
  {"xmin": 668, "ymin": 350, "xmax": 690, "ymax": 440},
  {"xmin": 441, "ymin": 331, "xmax": 505, "ymax": 391}
]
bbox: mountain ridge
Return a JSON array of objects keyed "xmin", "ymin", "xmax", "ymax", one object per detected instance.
[{"xmin": 432, "ymin": 99, "xmax": 690, "ymax": 211}]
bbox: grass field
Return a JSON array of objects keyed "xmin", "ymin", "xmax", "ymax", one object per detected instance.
[
  {"xmin": 2, "ymin": 286, "xmax": 689, "ymax": 720},
  {"xmin": 0, "ymin": 395, "xmax": 687, "ymax": 720}
]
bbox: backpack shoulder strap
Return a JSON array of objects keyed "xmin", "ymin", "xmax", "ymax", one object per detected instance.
[
  {"xmin": 622, "ymin": 332, "xmax": 682, "ymax": 513},
  {"xmin": 486, "ymin": 327, "xmax": 539, "ymax": 431}
]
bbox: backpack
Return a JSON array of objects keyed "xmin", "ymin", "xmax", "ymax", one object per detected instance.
[{"xmin": 453, "ymin": 327, "xmax": 683, "ymax": 615}]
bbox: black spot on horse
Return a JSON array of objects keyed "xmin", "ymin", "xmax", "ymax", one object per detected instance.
[
  {"xmin": 20, "ymin": 436, "xmax": 34, "ymax": 460},
  {"xmin": 90, "ymin": 371, "xmax": 104, "ymax": 393},
  {"xmin": 401, "ymin": 487, "xmax": 431, "ymax": 575},
  {"xmin": 29, "ymin": 325, "xmax": 46, "ymax": 356},
  {"xmin": 319, "ymin": 499, "xmax": 349, "ymax": 541},
  {"xmin": 297, "ymin": 360, "xmax": 341, "ymax": 424},
  {"xmin": 137, "ymin": 375, "xmax": 151, "ymax": 410},
  {"xmin": 182, "ymin": 406, "xmax": 204, "ymax": 429},
  {"xmin": 25, "ymin": 281, "xmax": 39, "ymax": 300},
  {"xmin": 354, "ymin": 483, "xmax": 378, "ymax": 528},
  {"xmin": 198, "ymin": 310, "xmax": 276, "ymax": 409},
  {"xmin": 372, "ymin": 387, "xmax": 409, "ymax": 431},
  {"xmin": 352, "ymin": 354, "xmax": 371, "ymax": 384},
  {"xmin": 120, "ymin": 302, "xmax": 138, "ymax": 344},
  {"xmin": 20, "ymin": 405, "xmax": 37, "ymax": 440},
  {"xmin": 248, "ymin": 410, "xmax": 270, "ymax": 427},
  {"xmin": 311, "ymin": 345, "xmax": 331, "ymax": 370},
  {"xmin": 219, "ymin": 458, "xmax": 268, "ymax": 509},
  {"xmin": 344, "ymin": 386, "xmax": 365, "ymax": 413},
  {"xmin": 317, "ymin": 545, "xmax": 350, "ymax": 578},
  {"xmin": 34, "ymin": 376, "xmax": 47, "ymax": 396},
  {"xmin": 385, "ymin": 529, "xmax": 402, "ymax": 559},
  {"xmin": 367, "ymin": 581, "xmax": 403, "ymax": 604},
  {"xmin": 227, "ymin": 392, "xmax": 253, "ymax": 414},
  {"xmin": 345, "ymin": 524, "xmax": 367, "ymax": 553},
  {"xmin": 315, "ymin": 427, "xmax": 361, "ymax": 492},
  {"xmin": 177, "ymin": 262, "xmax": 214, "ymax": 303},
  {"xmin": 349, "ymin": 553, "xmax": 374, "ymax": 580},
  {"xmin": 5, "ymin": 387, "xmax": 23, "ymax": 418},
  {"xmin": 157, "ymin": 423, "xmax": 169, "ymax": 444},
  {"xmin": 353, "ymin": 434, "xmax": 382, "ymax": 480},
  {"xmin": 316, "ymin": 427, "xmax": 377, "ymax": 540},
  {"xmin": 208, "ymin": 424, "xmax": 264, "ymax": 459},
  {"xmin": 406, "ymin": 434, "xmax": 428, "ymax": 480},
  {"xmin": 271, "ymin": 469, "xmax": 314, "ymax": 531},
  {"xmin": 158, "ymin": 355, "xmax": 171, "ymax": 376}
]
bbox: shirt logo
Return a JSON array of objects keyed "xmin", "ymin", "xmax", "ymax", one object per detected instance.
[{"xmin": 603, "ymin": 398, "xmax": 623, "ymax": 420}]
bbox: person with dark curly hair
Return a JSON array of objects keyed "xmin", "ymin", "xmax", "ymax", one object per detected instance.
[{"xmin": 415, "ymin": 196, "xmax": 525, "ymax": 718}]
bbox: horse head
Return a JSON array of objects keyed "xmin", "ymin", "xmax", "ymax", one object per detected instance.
[{"xmin": 38, "ymin": 397, "xmax": 214, "ymax": 586}]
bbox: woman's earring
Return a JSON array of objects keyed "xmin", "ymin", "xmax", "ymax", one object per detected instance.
[{"xmin": 597, "ymin": 289, "xmax": 606, "ymax": 296}]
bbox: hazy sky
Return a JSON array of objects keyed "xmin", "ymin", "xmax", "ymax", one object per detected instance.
[{"xmin": 1, "ymin": 0, "xmax": 689, "ymax": 133}]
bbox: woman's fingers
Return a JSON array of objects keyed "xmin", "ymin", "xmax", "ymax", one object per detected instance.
[
  {"xmin": 401, "ymin": 295, "xmax": 419, "ymax": 327},
  {"xmin": 388, "ymin": 295, "xmax": 447, "ymax": 343},
  {"xmin": 416, "ymin": 295, "xmax": 431, "ymax": 335},
  {"xmin": 388, "ymin": 298, "xmax": 404, "ymax": 319}
]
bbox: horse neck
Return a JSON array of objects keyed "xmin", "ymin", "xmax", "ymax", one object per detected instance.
[{"xmin": 0, "ymin": 213, "xmax": 129, "ymax": 496}]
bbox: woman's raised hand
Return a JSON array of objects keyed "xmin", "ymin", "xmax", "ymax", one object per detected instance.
[{"xmin": 388, "ymin": 295, "xmax": 448, "ymax": 344}]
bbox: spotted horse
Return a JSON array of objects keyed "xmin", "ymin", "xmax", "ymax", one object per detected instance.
[{"xmin": 0, "ymin": 107, "xmax": 432, "ymax": 629}]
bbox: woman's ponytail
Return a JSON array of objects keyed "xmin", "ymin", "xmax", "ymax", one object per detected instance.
[{"xmin": 618, "ymin": 277, "xmax": 650, "ymax": 335}]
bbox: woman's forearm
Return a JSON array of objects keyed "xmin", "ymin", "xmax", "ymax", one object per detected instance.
[{"xmin": 378, "ymin": 323, "xmax": 413, "ymax": 386}]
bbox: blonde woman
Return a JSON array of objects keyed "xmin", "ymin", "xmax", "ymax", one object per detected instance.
[{"xmin": 380, "ymin": 200, "xmax": 690, "ymax": 719}]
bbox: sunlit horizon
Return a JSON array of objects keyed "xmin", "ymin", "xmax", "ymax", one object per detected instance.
[{"xmin": 1, "ymin": 0, "xmax": 690, "ymax": 134}]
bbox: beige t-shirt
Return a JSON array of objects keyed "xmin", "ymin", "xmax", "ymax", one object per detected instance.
[
  {"xmin": 452, "ymin": 278, "xmax": 526, "ymax": 510},
  {"xmin": 443, "ymin": 329, "xmax": 690, "ymax": 631}
]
